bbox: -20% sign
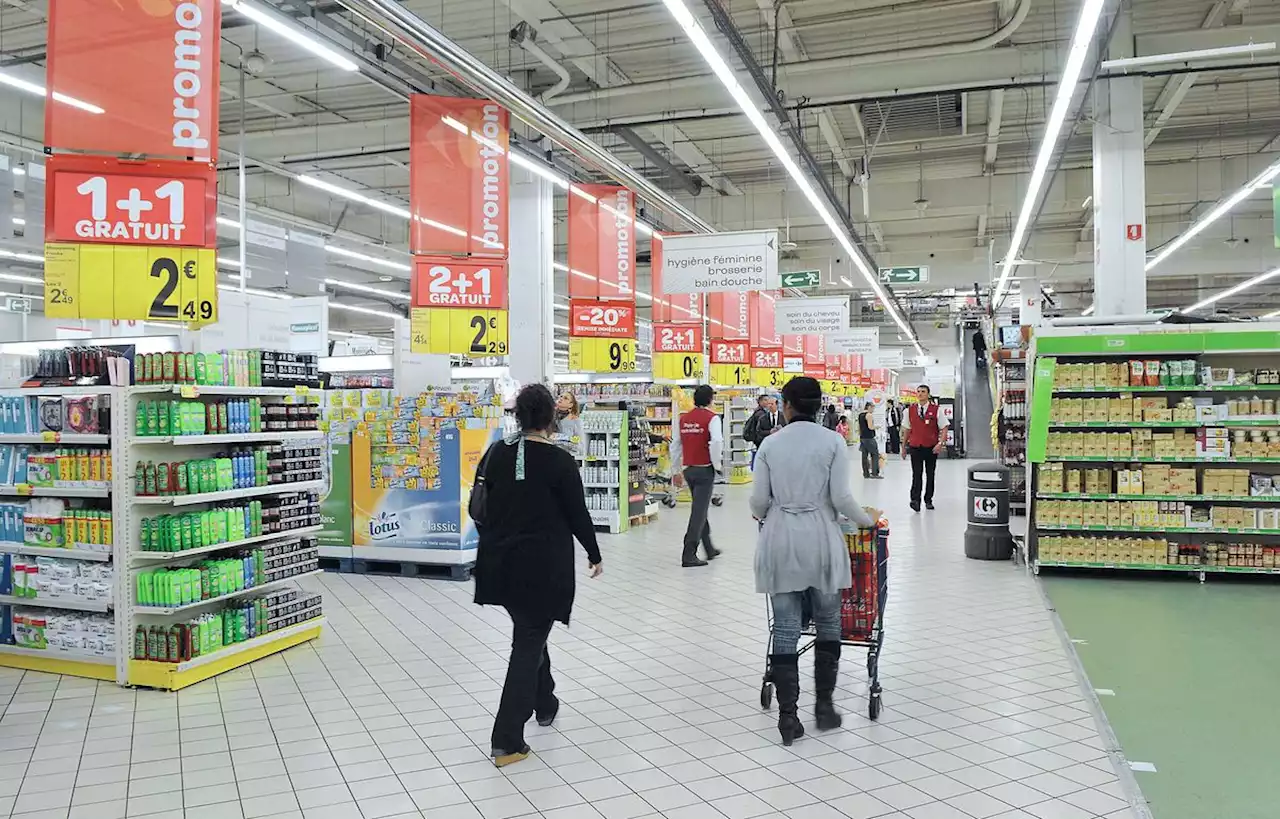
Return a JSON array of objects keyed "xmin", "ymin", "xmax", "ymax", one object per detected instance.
[{"xmin": 570, "ymin": 300, "xmax": 636, "ymax": 338}]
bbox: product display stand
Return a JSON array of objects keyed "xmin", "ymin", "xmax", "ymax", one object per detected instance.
[
  {"xmin": 578, "ymin": 410, "xmax": 629, "ymax": 533},
  {"xmin": 725, "ymin": 396, "xmax": 753, "ymax": 484},
  {"xmin": 1029, "ymin": 322, "xmax": 1280, "ymax": 581},
  {"xmin": 996, "ymin": 353, "xmax": 1028, "ymax": 515}
]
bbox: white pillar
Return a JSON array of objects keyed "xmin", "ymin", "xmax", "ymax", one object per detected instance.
[
  {"xmin": 1091, "ymin": 15, "xmax": 1147, "ymax": 316},
  {"xmin": 507, "ymin": 168, "xmax": 556, "ymax": 386}
]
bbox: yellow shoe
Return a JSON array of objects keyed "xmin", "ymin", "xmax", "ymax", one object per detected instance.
[{"xmin": 492, "ymin": 746, "xmax": 531, "ymax": 768}]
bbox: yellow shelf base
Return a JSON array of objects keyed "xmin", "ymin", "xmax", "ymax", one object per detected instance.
[
  {"xmin": 729, "ymin": 474, "xmax": 753, "ymax": 485},
  {"xmin": 129, "ymin": 619, "xmax": 324, "ymax": 691},
  {"xmin": 0, "ymin": 650, "xmax": 115, "ymax": 682}
]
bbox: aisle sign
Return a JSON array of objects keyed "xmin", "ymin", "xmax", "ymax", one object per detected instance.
[
  {"xmin": 654, "ymin": 352, "xmax": 705, "ymax": 381},
  {"xmin": 775, "ymin": 296, "xmax": 849, "ymax": 335},
  {"xmin": 653, "ymin": 323, "xmax": 703, "ymax": 353},
  {"xmin": 710, "ymin": 340, "xmax": 749, "ymax": 364},
  {"xmin": 709, "ymin": 363, "xmax": 751, "ymax": 387},
  {"xmin": 879, "ymin": 266, "xmax": 928, "ymax": 284},
  {"xmin": 43, "ymin": 242, "xmax": 217, "ymax": 324},
  {"xmin": 411, "ymin": 256, "xmax": 508, "ymax": 309},
  {"xmin": 660, "ymin": 229, "xmax": 780, "ymax": 293},
  {"xmin": 46, "ymin": 156, "xmax": 216, "ymax": 247},
  {"xmin": 569, "ymin": 337, "xmax": 637, "ymax": 373},
  {"xmin": 570, "ymin": 300, "xmax": 636, "ymax": 338},
  {"xmin": 409, "ymin": 307, "xmax": 509, "ymax": 357}
]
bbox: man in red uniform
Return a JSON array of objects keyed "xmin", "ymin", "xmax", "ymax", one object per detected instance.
[
  {"xmin": 901, "ymin": 384, "xmax": 948, "ymax": 511},
  {"xmin": 670, "ymin": 385, "xmax": 723, "ymax": 567}
]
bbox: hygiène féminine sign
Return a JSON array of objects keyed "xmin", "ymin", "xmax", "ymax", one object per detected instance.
[
  {"xmin": 660, "ymin": 230, "xmax": 780, "ymax": 293},
  {"xmin": 774, "ymin": 296, "xmax": 850, "ymax": 335}
]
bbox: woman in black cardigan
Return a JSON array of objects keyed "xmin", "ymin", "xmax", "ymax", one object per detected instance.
[{"xmin": 473, "ymin": 383, "xmax": 603, "ymax": 767}]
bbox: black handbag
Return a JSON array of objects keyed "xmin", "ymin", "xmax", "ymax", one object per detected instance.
[{"xmin": 468, "ymin": 446, "xmax": 494, "ymax": 526}]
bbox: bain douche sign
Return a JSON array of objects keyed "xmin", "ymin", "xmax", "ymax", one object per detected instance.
[{"xmin": 660, "ymin": 230, "xmax": 780, "ymax": 293}]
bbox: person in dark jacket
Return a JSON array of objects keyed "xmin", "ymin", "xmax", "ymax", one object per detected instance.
[
  {"xmin": 822, "ymin": 404, "xmax": 840, "ymax": 430},
  {"xmin": 473, "ymin": 383, "xmax": 603, "ymax": 768}
]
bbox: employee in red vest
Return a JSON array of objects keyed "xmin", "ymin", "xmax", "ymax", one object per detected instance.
[
  {"xmin": 901, "ymin": 384, "xmax": 948, "ymax": 511},
  {"xmin": 670, "ymin": 385, "xmax": 723, "ymax": 567}
]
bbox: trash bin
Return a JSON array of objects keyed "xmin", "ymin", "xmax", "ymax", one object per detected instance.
[{"xmin": 965, "ymin": 462, "xmax": 1015, "ymax": 560}]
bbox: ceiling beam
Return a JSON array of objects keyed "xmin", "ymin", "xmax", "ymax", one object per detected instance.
[
  {"xmin": 1143, "ymin": 1, "xmax": 1231, "ymax": 148},
  {"xmin": 982, "ymin": 89, "xmax": 1004, "ymax": 174}
]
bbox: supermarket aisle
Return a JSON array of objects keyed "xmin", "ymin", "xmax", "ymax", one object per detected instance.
[{"xmin": 0, "ymin": 461, "xmax": 1140, "ymax": 819}]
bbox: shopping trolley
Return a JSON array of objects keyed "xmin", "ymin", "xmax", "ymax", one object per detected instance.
[{"xmin": 760, "ymin": 521, "xmax": 889, "ymax": 721}]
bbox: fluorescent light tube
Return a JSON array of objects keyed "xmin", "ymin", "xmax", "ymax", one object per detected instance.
[
  {"xmin": 0, "ymin": 273, "xmax": 42, "ymax": 285},
  {"xmin": 993, "ymin": 0, "xmax": 1107, "ymax": 305},
  {"xmin": 297, "ymin": 175, "xmax": 412, "ymax": 220},
  {"xmin": 0, "ymin": 69, "xmax": 103, "ymax": 114},
  {"xmin": 223, "ymin": 0, "xmax": 359, "ymax": 72},
  {"xmin": 328, "ymin": 301, "xmax": 400, "ymax": 319},
  {"xmin": 323, "ymin": 277, "xmax": 408, "ymax": 301},
  {"xmin": 1102, "ymin": 42, "xmax": 1276, "ymax": 72},
  {"xmin": 1184, "ymin": 266, "xmax": 1280, "ymax": 314},
  {"xmin": 324, "ymin": 245, "xmax": 412, "ymax": 272}
]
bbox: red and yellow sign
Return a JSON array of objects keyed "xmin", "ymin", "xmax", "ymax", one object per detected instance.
[
  {"xmin": 570, "ymin": 300, "xmax": 636, "ymax": 339},
  {"xmin": 569, "ymin": 337, "xmax": 637, "ymax": 374},
  {"xmin": 654, "ymin": 323, "xmax": 702, "ymax": 354},
  {"xmin": 710, "ymin": 339, "xmax": 749, "ymax": 364},
  {"xmin": 43, "ymin": 243, "xmax": 217, "ymax": 325},
  {"xmin": 567, "ymin": 184, "xmax": 636, "ymax": 302},
  {"xmin": 750, "ymin": 347, "xmax": 784, "ymax": 389},
  {"xmin": 409, "ymin": 307, "xmax": 508, "ymax": 357},
  {"xmin": 654, "ymin": 352, "xmax": 705, "ymax": 382},
  {"xmin": 411, "ymin": 256, "xmax": 508, "ymax": 309},
  {"xmin": 707, "ymin": 291, "xmax": 750, "ymax": 340},
  {"xmin": 409, "ymin": 95, "xmax": 509, "ymax": 257},
  {"xmin": 45, "ymin": 0, "xmax": 221, "ymax": 161}
]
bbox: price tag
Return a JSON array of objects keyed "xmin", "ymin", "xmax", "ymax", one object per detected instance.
[
  {"xmin": 412, "ymin": 256, "xmax": 508, "ymax": 309},
  {"xmin": 709, "ymin": 363, "xmax": 751, "ymax": 387},
  {"xmin": 570, "ymin": 300, "xmax": 636, "ymax": 338},
  {"xmin": 710, "ymin": 340, "xmax": 749, "ymax": 364},
  {"xmin": 409, "ymin": 307, "xmax": 509, "ymax": 357},
  {"xmin": 14, "ymin": 484, "xmax": 32, "ymax": 496},
  {"xmin": 43, "ymin": 243, "xmax": 217, "ymax": 324},
  {"xmin": 40, "ymin": 431, "xmax": 59, "ymax": 443},
  {"xmin": 752, "ymin": 368, "xmax": 786, "ymax": 389},
  {"xmin": 569, "ymin": 337, "xmax": 637, "ymax": 373},
  {"xmin": 653, "ymin": 352, "xmax": 705, "ymax": 381},
  {"xmin": 654, "ymin": 323, "xmax": 703, "ymax": 354},
  {"xmin": 179, "ymin": 386, "xmax": 198, "ymax": 398}
]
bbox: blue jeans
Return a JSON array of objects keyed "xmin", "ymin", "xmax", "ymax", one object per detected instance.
[{"xmin": 770, "ymin": 589, "xmax": 842, "ymax": 654}]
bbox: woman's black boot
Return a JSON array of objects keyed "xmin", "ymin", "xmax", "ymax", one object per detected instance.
[
  {"xmin": 771, "ymin": 654, "xmax": 804, "ymax": 746},
  {"xmin": 814, "ymin": 641, "xmax": 844, "ymax": 731}
]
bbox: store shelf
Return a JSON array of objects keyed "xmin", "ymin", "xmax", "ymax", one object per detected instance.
[
  {"xmin": 1043, "ymin": 457, "xmax": 1278, "ymax": 464},
  {"xmin": 1037, "ymin": 524, "xmax": 1280, "ymax": 536},
  {"xmin": 154, "ymin": 385, "xmax": 309, "ymax": 397},
  {"xmin": 128, "ymin": 617, "xmax": 325, "ymax": 691},
  {"xmin": 1037, "ymin": 560, "xmax": 1280, "ymax": 575},
  {"xmin": 0, "ymin": 594, "xmax": 110, "ymax": 612},
  {"xmin": 137, "ymin": 431, "xmax": 324, "ymax": 446},
  {"xmin": 0, "ymin": 385, "xmax": 117, "ymax": 397},
  {"xmin": 1052, "ymin": 385, "xmax": 1280, "ymax": 394},
  {"xmin": 133, "ymin": 525, "xmax": 323, "ymax": 563},
  {"xmin": 0, "ymin": 433, "xmax": 109, "ymax": 445},
  {"xmin": 0, "ymin": 644, "xmax": 116, "ymax": 681},
  {"xmin": 134, "ymin": 569, "xmax": 322, "ymax": 616},
  {"xmin": 0, "ymin": 484, "xmax": 110, "ymax": 498},
  {"xmin": 1039, "ymin": 493, "xmax": 1280, "ymax": 503},
  {"xmin": 133, "ymin": 479, "xmax": 324, "ymax": 507},
  {"xmin": 0, "ymin": 543, "xmax": 112, "ymax": 561},
  {"xmin": 1049, "ymin": 420, "xmax": 1280, "ymax": 429}
]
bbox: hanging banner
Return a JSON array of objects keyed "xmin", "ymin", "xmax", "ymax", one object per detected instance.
[
  {"xmin": 877, "ymin": 348, "xmax": 905, "ymax": 369},
  {"xmin": 707, "ymin": 291, "xmax": 750, "ymax": 339},
  {"xmin": 45, "ymin": 156, "xmax": 216, "ymax": 248},
  {"xmin": 409, "ymin": 307, "xmax": 508, "ymax": 358},
  {"xmin": 409, "ymin": 256, "xmax": 510, "ymax": 357},
  {"xmin": 803, "ymin": 333, "xmax": 826, "ymax": 366},
  {"xmin": 567, "ymin": 183, "xmax": 636, "ymax": 302},
  {"xmin": 653, "ymin": 322, "xmax": 705, "ymax": 381},
  {"xmin": 409, "ymin": 95, "xmax": 508, "ymax": 257},
  {"xmin": 775, "ymin": 296, "xmax": 850, "ymax": 335},
  {"xmin": 569, "ymin": 337, "xmax": 637, "ymax": 374},
  {"xmin": 708, "ymin": 339, "xmax": 750, "ymax": 387},
  {"xmin": 827, "ymin": 327, "xmax": 880, "ymax": 357},
  {"xmin": 751, "ymin": 348, "xmax": 785, "ymax": 389},
  {"xmin": 659, "ymin": 229, "xmax": 780, "ymax": 293},
  {"xmin": 651, "ymin": 234, "xmax": 703, "ymax": 323},
  {"xmin": 570, "ymin": 300, "xmax": 636, "ymax": 339},
  {"xmin": 43, "ymin": 243, "xmax": 217, "ymax": 324},
  {"xmin": 749, "ymin": 290, "xmax": 781, "ymax": 348},
  {"xmin": 45, "ymin": 0, "xmax": 221, "ymax": 161}
]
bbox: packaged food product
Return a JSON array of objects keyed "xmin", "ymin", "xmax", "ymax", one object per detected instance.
[{"xmin": 1144, "ymin": 360, "xmax": 1161, "ymax": 387}]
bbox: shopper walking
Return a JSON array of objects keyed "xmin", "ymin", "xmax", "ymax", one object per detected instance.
[
  {"xmin": 858, "ymin": 401, "xmax": 883, "ymax": 479},
  {"xmin": 973, "ymin": 329, "xmax": 988, "ymax": 370},
  {"xmin": 745, "ymin": 394, "xmax": 784, "ymax": 469},
  {"xmin": 473, "ymin": 384, "xmax": 603, "ymax": 768},
  {"xmin": 901, "ymin": 384, "xmax": 948, "ymax": 511},
  {"xmin": 822, "ymin": 403, "xmax": 840, "ymax": 430},
  {"xmin": 670, "ymin": 385, "xmax": 722, "ymax": 567},
  {"xmin": 751, "ymin": 376, "xmax": 876, "ymax": 746},
  {"xmin": 554, "ymin": 392, "xmax": 581, "ymax": 440},
  {"xmin": 885, "ymin": 399, "xmax": 903, "ymax": 455}
]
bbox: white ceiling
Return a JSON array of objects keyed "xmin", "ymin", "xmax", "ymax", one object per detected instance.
[{"xmin": 0, "ymin": 0, "xmax": 1277, "ymax": 340}]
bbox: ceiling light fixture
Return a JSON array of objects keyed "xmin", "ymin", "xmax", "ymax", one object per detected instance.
[
  {"xmin": 223, "ymin": 0, "xmax": 360, "ymax": 72},
  {"xmin": 1183, "ymin": 266, "xmax": 1280, "ymax": 314},
  {"xmin": 0, "ymin": 272, "xmax": 42, "ymax": 285},
  {"xmin": 323, "ymin": 277, "xmax": 408, "ymax": 301},
  {"xmin": 993, "ymin": 0, "xmax": 1108, "ymax": 306},
  {"xmin": 1101, "ymin": 42, "xmax": 1276, "ymax": 72},
  {"xmin": 1146, "ymin": 157, "xmax": 1280, "ymax": 272},
  {"xmin": 0, "ymin": 68, "xmax": 103, "ymax": 114},
  {"xmin": 657, "ymin": 0, "xmax": 920, "ymax": 354},
  {"xmin": 324, "ymin": 244, "xmax": 412, "ymax": 272},
  {"xmin": 297, "ymin": 175, "xmax": 412, "ymax": 219},
  {"xmin": 216, "ymin": 283, "xmax": 292, "ymax": 300},
  {"xmin": 1082, "ymin": 304, "xmax": 1095, "ymax": 316},
  {"xmin": 328, "ymin": 301, "xmax": 401, "ymax": 319}
]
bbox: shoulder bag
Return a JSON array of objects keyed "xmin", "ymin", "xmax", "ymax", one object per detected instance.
[{"xmin": 468, "ymin": 445, "xmax": 495, "ymax": 526}]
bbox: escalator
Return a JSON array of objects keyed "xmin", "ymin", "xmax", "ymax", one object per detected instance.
[{"xmin": 962, "ymin": 327, "xmax": 996, "ymax": 460}]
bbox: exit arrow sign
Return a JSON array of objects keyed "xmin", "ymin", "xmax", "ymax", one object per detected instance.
[
  {"xmin": 879, "ymin": 266, "xmax": 929, "ymax": 284},
  {"xmin": 780, "ymin": 270, "xmax": 821, "ymax": 289}
]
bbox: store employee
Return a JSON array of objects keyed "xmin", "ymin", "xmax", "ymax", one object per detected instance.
[{"xmin": 670, "ymin": 384, "xmax": 723, "ymax": 567}]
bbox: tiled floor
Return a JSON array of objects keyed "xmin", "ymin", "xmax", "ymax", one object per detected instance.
[{"xmin": 0, "ymin": 459, "xmax": 1142, "ymax": 819}]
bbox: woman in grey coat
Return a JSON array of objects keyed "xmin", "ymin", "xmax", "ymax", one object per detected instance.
[{"xmin": 751, "ymin": 376, "xmax": 876, "ymax": 745}]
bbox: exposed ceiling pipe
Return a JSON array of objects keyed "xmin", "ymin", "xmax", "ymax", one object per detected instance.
[
  {"xmin": 611, "ymin": 127, "xmax": 704, "ymax": 197},
  {"xmin": 333, "ymin": 0, "xmax": 715, "ymax": 234},
  {"xmin": 509, "ymin": 22, "xmax": 572, "ymax": 102},
  {"xmin": 549, "ymin": 0, "xmax": 1032, "ymax": 106}
]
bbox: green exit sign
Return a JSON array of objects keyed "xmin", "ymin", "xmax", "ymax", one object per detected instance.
[
  {"xmin": 780, "ymin": 270, "xmax": 821, "ymax": 289},
  {"xmin": 879, "ymin": 266, "xmax": 929, "ymax": 284}
]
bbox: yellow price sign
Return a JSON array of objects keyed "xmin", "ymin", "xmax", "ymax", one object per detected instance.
[
  {"xmin": 751, "ymin": 367, "xmax": 786, "ymax": 389},
  {"xmin": 44, "ymin": 243, "xmax": 217, "ymax": 325},
  {"xmin": 569, "ymin": 337, "xmax": 637, "ymax": 373},
  {"xmin": 653, "ymin": 352, "xmax": 704, "ymax": 381},
  {"xmin": 409, "ymin": 307, "xmax": 509, "ymax": 357},
  {"xmin": 709, "ymin": 363, "xmax": 751, "ymax": 387}
]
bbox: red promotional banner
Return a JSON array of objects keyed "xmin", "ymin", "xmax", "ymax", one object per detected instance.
[
  {"xmin": 804, "ymin": 364, "xmax": 827, "ymax": 379},
  {"xmin": 410, "ymin": 95, "xmax": 508, "ymax": 258},
  {"xmin": 45, "ymin": 0, "xmax": 221, "ymax": 161},
  {"xmin": 707, "ymin": 291, "xmax": 750, "ymax": 339},
  {"xmin": 752, "ymin": 348, "xmax": 782, "ymax": 370},
  {"xmin": 654, "ymin": 323, "xmax": 703, "ymax": 353},
  {"xmin": 710, "ymin": 339, "xmax": 750, "ymax": 364},
  {"xmin": 825, "ymin": 357, "xmax": 843, "ymax": 381},
  {"xmin": 651, "ymin": 235, "xmax": 703, "ymax": 323},
  {"xmin": 870, "ymin": 368, "xmax": 889, "ymax": 387},
  {"xmin": 803, "ymin": 334, "xmax": 826, "ymax": 365},
  {"xmin": 567, "ymin": 184, "xmax": 636, "ymax": 302},
  {"xmin": 570, "ymin": 300, "xmax": 636, "ymax": 338},
  {"xmin": 45, "ymin": 156, "xmax": 216, "ymax": 248},
  {"xmin": 782, "ymin": 334, "xmax": 805, "ymax": 355},
  {"xmin": 411, "ymin": 256, "xmax": 508, "ymax": 309},
  {"xmin": 749, "ymin": 290, "xmax": 781, "ymax": 349}
]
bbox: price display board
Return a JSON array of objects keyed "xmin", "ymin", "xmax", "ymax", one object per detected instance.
[
  {"xmin": 44, "ymin": 243, "xmax": 217, "ymax": 325},
  {"xmin": 409, "ymin": 307, "xmax": 509, "ymax": 357},
  {"xmin": 570, "ymin": 300, "xmax": 636, "ymax": 338},
  {"xmin": 709, "ymin": 339, "xmax": 749, "ymax": 365},
  {"xmin": 709, "ymin": 363, "xmax": 751, "ymax": 387},
  {"xmin": 654, "ymin": 352, "xmax": 705, "ymax": 381},
  {"xmin": 569, "ymin": 337, "xmax": 637, "ymax": 373},
  {"xmin": 750, "ymin": 348, "xmax": 784, "ymax": 389},
  {"xmin": 411, "ymin": 256, "xmax": 508, "ymax": 309}
]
